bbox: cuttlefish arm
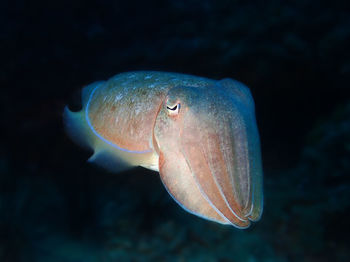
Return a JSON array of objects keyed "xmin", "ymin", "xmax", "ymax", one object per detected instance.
[{"xmin": 64, "ymin": 71, "xmax": 263, "ymax": 227}]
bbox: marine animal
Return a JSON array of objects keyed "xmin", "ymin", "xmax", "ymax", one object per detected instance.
[{"xmin": 64, "ymin": 71, "xmax": 263, "ymax": 228}]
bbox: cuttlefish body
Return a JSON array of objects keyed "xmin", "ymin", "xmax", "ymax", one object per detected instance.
[{"xmin": 64, "ymin": 71, "xmax": 263, "ymax": 228}]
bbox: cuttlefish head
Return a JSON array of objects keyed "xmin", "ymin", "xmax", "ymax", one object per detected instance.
[{"xmin": 153, "ymin": 79, "xmax": 263, "ymax": 228}]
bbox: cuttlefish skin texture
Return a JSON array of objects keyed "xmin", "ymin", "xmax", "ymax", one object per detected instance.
[{"xmin": 64, "ymin": 71, "xmax": 263, "ymax": 228}]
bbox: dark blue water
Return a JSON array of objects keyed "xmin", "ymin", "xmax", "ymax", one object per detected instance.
[{"xmin": 1, "ymin": 0, "xmax": 349, "ymax": 261}]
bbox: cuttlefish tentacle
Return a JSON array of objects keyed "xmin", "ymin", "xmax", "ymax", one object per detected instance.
[{"xmin": 64, "ymin": 71, "xmax": 263, "ymax": 227}]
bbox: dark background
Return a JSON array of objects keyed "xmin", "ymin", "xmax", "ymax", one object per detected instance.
[{"xmin": 1, "ymin": 0, "xmax": 349, "ymax": 261}]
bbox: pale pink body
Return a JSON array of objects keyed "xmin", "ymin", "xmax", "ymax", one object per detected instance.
[{"xmin": 64, "ymin": 71, "xmax": 263, "ymax": 228}]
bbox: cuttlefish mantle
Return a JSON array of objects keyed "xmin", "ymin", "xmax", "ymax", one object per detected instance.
[{"xmin": 64, "ymin": 71, "xmax": 263, "ymax": 228}]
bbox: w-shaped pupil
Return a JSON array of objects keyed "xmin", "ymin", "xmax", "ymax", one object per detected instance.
[{"xmin": 167, "ymin": 105, "xmax": 177, "ymax": 111}]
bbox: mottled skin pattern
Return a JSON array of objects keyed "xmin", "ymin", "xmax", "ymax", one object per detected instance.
[
  {"xmin": 88, "ymin": 72, "xmax": 214, "ymax": 152},
  {"xmin": 64, "ymin": 71, "xmax": 263, "ymax": 228}
]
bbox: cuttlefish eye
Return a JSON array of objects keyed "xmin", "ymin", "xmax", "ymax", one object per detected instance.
[{"xmin": 166, "ymin": 103, "xmax": 180, "ymax": 116}]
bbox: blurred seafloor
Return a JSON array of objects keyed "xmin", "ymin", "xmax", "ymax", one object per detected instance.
[{"xmin": 1, "ymin": 0, "xmax": 349, "ymax": 261}]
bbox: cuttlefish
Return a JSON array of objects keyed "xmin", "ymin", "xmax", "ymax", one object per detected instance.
[{"xmin": 64, "ymin": 71, "xmax": 263, "ymax": 228}]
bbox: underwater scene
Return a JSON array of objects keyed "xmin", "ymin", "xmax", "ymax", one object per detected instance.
[{"xmin": 1, "ymin": 0, "xmax": 349, "ymax": 261}]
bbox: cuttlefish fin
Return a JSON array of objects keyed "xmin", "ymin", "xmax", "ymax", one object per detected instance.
[
  {"xmin": 63, "ymin": 81, "xmax": 132, "ymax": 173},
  {"xmin": 63, "ymin": 106, "xmax": 92, "ymax": 150},
  {"xmin": 87, "ymin": 145, "xmax": 131, "ymax": 173}
]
